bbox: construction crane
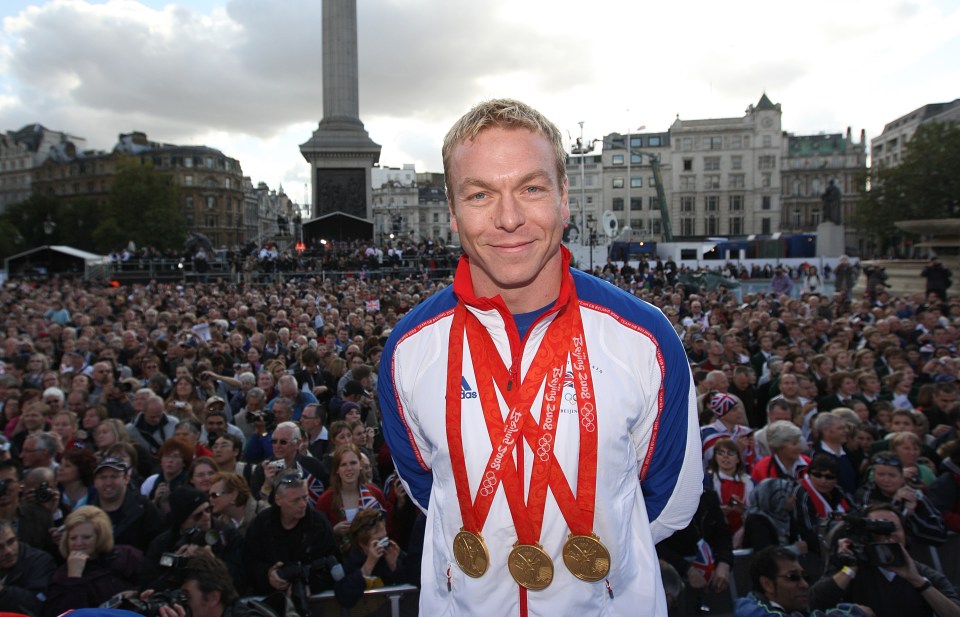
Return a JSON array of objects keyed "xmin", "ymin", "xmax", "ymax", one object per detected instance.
[{"xmin": 628, "ymin": 149, "xmax": 672, "ymax": 243}]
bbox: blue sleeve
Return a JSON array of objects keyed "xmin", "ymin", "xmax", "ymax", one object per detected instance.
[{"xmin": 378, "ymin": 332, "xmax": 433, "ymax": 512}]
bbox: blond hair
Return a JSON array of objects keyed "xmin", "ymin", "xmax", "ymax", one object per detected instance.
[{"xmin": 442, "ymin": 98, "xmax": 567, "ymax": 197}]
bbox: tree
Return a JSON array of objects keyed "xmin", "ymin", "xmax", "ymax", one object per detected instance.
[
  {"xmin": 95, "ymin": 156, "xmax": 185, "ymax": 253},
  {"xmin": 856, "ymin": 122, "xmax": 960, "ymax": 250},
  {"xmin": 0, "ymin": 194, "xmax": 61, "ymax": 258}
]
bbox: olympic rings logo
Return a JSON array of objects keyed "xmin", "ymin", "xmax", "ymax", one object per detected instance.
[
  {"xmin": 479, "ymin": 470, "xmax": 498, "ymax": 497},
  {"xmin": 581, "ymin": 406, "xmax": 597, "ymax": 433},
  {"xmin": 537, "ymin": 434, "xmax": 553, "ymax": 461}
]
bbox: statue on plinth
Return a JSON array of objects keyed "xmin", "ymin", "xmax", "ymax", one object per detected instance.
[{"xmin": 822, "ymin": 180, "xmax": 842, "ymax": 225}]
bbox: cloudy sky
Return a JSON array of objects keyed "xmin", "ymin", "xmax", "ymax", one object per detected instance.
[{"xmin": 2, "ymin": 0, "xmax": 958, "ymax": 204}]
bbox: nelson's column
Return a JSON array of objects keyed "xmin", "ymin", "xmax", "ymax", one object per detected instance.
[{"xmin": 300, "ymin": 0, "xmax": 381, "ymax": 237}]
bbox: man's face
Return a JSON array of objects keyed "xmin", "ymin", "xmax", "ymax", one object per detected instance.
[
  {"xmin": 181, "ymin": 579, "xmax": 219, "ymax": 617},
  {"xmin": 205, "ymin": 412, "xmax": 227, "ymax": 435},
  {"xmin": 779, "ymin": 375, "xmax": 799, "ymax": 398},
  {"xmin": 765, "ymin": 559, "xmax": 809, "ymax": 613},
  {"xmin": 277, "ymin": 485, "xmax": 308, "ymax": 521},
  {"xmin": 0, "ymin": 526, "xmax": 18, "ymax": 571},
  {"xmin": 21, "ymin": 437, "xmax": 47, "ymax": 469},
  {"xmin": 93, "ymin": 468, "xmax": 128, "ymax": 504},
  {"xmin": 447, "ymin": 126, "xmax": 569, "ymax": 302},
  {"xmin": 271, "ymin": 427, "xmax": 298, "ymax": 461},
  {"xmin": 93, "ymin": 363, "xmax": 112, "ymax": 384}
]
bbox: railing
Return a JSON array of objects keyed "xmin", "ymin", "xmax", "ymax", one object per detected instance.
[{"xmin": 242, "ymin": 584, "xmax": 419, "ymax": 617}]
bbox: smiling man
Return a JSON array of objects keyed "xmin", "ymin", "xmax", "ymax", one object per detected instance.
[{"xmin": 380, "ymin": 99, "xmax": 701, "ymax": 616}]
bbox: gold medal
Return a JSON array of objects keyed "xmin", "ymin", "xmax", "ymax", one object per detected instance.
[
  {"xmin": 562, "ymin": 533, "xmax": 611, "ymax": 582},
  {"xmin": 453, "ymin": 529, "xmax": 489, "ymax": 578},
  {"xmin": 508, "ymin": 543, "xmax": 554, "ymax": 590}
]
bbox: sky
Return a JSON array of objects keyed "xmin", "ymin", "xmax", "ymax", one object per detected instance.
[{"xmin": 2, "ymin": 0, "xmax": 959, "ymax": 205}]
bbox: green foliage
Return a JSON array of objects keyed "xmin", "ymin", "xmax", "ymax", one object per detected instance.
[
  {"xmin": 99, "ymin": 157, "xmax": 185, "ymax": 253},
  {"xmin": 856, "ymin": 122, "xmax": 960, "ymax": 245}
]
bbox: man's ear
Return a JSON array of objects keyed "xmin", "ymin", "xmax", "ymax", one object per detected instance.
[{"xmin": 759, "ymin": 575, "xmax": 776, "ymax": 596}]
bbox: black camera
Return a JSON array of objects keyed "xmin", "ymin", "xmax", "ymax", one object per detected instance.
[
  {"xmin": 35, "ymin": 481, "xmax": 54, "ymax": 504},
  {"xmin": 276, "ymin": 557, "xmax": 344, "ymax": 617},
  {"xmin": 832, "ymin": 513, "xmax": 905, "ymax": 569},
  {"xmin": 115, "ymin": 589, "xmax": 192, "ymax": 617},
  {"xmin": 249, "ymin": 409, "xmax": 275, "ymax": 430},
  {"xmin": 177, "ymin": 527, "xmax": 221, "ymax": 550}
]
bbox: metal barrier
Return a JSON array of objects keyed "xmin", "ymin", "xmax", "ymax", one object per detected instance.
[{"xmin": 308, "ymin": 584, "xmax": 418, "ymax": 617}]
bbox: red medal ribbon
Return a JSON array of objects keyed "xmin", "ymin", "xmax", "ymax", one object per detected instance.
[{"xmin": 445, "ymin": 253, "xmax": 599, "ymax": 545}]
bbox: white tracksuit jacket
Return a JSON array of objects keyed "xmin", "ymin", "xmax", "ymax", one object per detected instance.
[{"xmin": 379, "ymin": 261, "xmax": 702, "ymax": 617}]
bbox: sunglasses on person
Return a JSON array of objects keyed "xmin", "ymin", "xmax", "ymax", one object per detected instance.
[
  {"xmin": 777, "ymin": 572, "xmax": 811, "ymax": 583},
  {"xmin": 871, "ymin": 453, "xmax": 902, "ymax": 469},
  {"xmin": 271, "ymin": 438, "xmax": 298, "ymax": 446},
  {"xmin": 808, "ymin": 471, "xmax": 837, "ymax": 481}
]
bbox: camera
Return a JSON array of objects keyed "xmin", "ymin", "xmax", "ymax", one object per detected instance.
[
  {"xmin": 114, "ymin": 589, "xmax": 192, "ymax": 617},
  {"xmin": 831, "ymin": 513, "xmax": 905, "ymax": 569},
  {"xmin": 276, "ymin": 557, "xmax": 345, "ymax": 617},
  {"xmin": 35, "ymin": 481, "xmax": 54, "ymax": 504},
  {"xmin": 376, "ymin": 537, "xmax": 391, "ymax": 549},
  {"xmin": 270, "ymin": 460, "xmax": 286, "ymax": 471}
]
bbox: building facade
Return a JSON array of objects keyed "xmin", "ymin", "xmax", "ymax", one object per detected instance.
[
  {"xmin": 780, "ymin": 129, "xmax": 867, "ymax": 236},
  {"xmin": 871, "ymin": 99, "xmax": 960, "ymax": 169},
  {"xmin": 0, "ymin": 124, "xmax": 86, "ymax": 213},
  {"xmin": 31, "ymin": 131, "xmax": 247, "ymax": 249},
  {"xmin": 369, "ymin": 166, "xmax": 454, "ymax": 246}
]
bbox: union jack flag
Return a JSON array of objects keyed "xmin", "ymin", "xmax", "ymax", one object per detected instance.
[
  {"xmin": 688, "ymin": 538, "xmax": 716, "ymax": 581},
  {"xmin": 304, "ymin": 473, "xmax": 325, "ymax": 502}
]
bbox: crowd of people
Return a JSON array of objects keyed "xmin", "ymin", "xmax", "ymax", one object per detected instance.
[{"xmin": 0, "ymin": 249, "xmax": 958, "ymax": 616}]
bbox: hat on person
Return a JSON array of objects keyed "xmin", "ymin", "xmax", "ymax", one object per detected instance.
[
  {"xmin": 167, "ymin": 486, "xmax": 209, "ymax": 530},
  {"xmin": 205, "ymin": 395, "xmax": 226, "ymax": 408},
  {"xmin": 709, "ymin": 392, "xmax": 740, "ymax": 418},
  {"xmin": 339, "ymin": 402, "xmax": 361, "ymax": 419},
  {"xmin": 95, "ymin": 456, "xmax": 129, "ymax": 474}
]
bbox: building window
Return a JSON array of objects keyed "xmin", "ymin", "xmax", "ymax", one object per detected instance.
[
  {"xmin": 630, "ymin": 153, "xmax": 642, "ymax": 165},
  {"xmin": 433, "ymin": 212, "xmax": 440, "ymax": 223},
  {"xmin": 184, "ymin": 175, "xmax": 193, "ymax": 186},
  {"xmin": 729, "ymin": 216, "xmax": 743, "ymax": 235},
  {"xmin": 630, "ymin": 177, "xmax": 643, "ymax": 188},
  {"xmin": 683, "ymin": 158, "xmax": 693, "ymax": 171},
  {"xmin": 206, "ymin": 157, "xmax": 214, "ymax": 169},
  {"xmin": 648, "ymin": 136, "xmax": 661, "ymax": 147},
  {"xmin": 729, "ymin": 135, "xmax": 742, "ymax": 149},
  {"xmin": 630, "ymin": 136, "xmax": 642, "ymax": 147},
  {"xmin": 729, "ymin": 195, "xmax": 743, "ymax": 211},
  {"xmin": 586, "ymin": 196, "xmax": 593, "ymax": 205},
  {"xmin": 184, "ymin": 157, "xmax": 193, "ymax": 168},
  {"xmin": 612, "ymin": 154, "xmax": 624, "ymax": 165},
  {"xmin": 758, "ymin": 155, "xmax": 776, "ymax": 170},
  {"xmin": 612, "ymin": 198, "xmax": 624, "ymax": 211},
  {"xmin": 705, "ymin": 195, "xmax": 719, "ymax": 212},
  {"xmin": 762, "ymin": 196, "xmax": 772, "ymax": 210},
  {"xmin": 612, "ymin": 177, "xmax": 624, "ymax": 189},
  {"xmin": 705, "ymin": 136, "xmax": 722, "ymax": 150},
  {"xmin": 586, "ymin": 175, "xmax": 595, "ymax": 187},
  {"xmin": 631, "ymin": 197, "xmax": 643, "ymax": 210},
  {"xmin": 206, "ymin": 196, "xmax": 216, "ymax": 210},
  {"xmin": 763, "ymin": 135, "xmax": 772, "ymax": 148},
  {"xmin": 705, "ymin": 175, "xmax": 721, "ymax": 189},
  {"xmin": 681, "ymin": 196, "xmax": 695, "ymax": 212},
  {"xmin": 729, "ymin": 174, "xmax": 745, "ymax": 189},
  {"xmin": 681, "ymin": 218, "xmax": 695, "ymax": 236},
  {"xmin": 649, "ymin": 196, "xmax": 659, "ymax": 210},
  {"xmin": 630, "ymin": 218, "xmax": 643, "ymax": 229},
  {"xmin": 682, "ymin": 137, "xmax": 693, "ymax": 151},
  {"xmin": 731, "ymin": 155, "xmax": 743, "ymax": 170},
  {"xmin": 680, "ymin": 176, "xmax": 695, "ymax": 190},
  {"xmin": 706, "ymin": 216, "xmax": 719, "ymax": 235},
  {"xmin": 761, "ymin": 217, "xmax": 771, "ymax": 234},
  {"xmin": 652, "ymin": 219, "xmax": 662, "ymax": 234},
  {"xmin": 762, "ymin": 173, "xmax": 772, "ymax": 188},
  {"xmin": 704, "ymin": 157, "xmax": 720, "ymax": 171}
]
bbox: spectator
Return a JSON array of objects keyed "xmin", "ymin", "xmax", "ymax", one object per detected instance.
[
  {"xmin": 809, "ymin": 504, "xmax": 960, "ymax": 617},
  {"xmin": 706, "ymin": 438, "xmax": 754, "ymax": 538},
  {"xmin": 752, "ymin": 421, "xmax": 811, "ymax": 482},
  {"xmin": 335, "ymin": 509, "xmax": 407, "ymax": 609},
  {"xmin": 316, "ymin": 443, "xmax": 387, "ymax": 550},
  {"xmin": 56, "ymin": 447, "xmax": 98, "ymax": 513},
  {"xmin": 141, "ymin": 436, "xmax": 194, "ymax": 515},
  {"xmin": 45, "ymin": 505, "xmax": 143, "ymax": 617},
  {"xmin": 0, "ymin": 519, "xmax": 56, "ymax": 615},
  {"xmin": 89, "ymin": 456, "xmax": 164, "ymax": 553},
  {"xmin": 743, "ymin": 477, "xmax": 809, "ymax": 556}
]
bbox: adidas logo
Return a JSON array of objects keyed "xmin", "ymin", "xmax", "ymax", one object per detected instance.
[{"xmin": 461, "ymin": 376, "xmax": 478, "ymax": 399}]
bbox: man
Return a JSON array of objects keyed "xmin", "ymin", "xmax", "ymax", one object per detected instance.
[
  {"xmin": 920, "ymin": 256, "xmax": 952, "ymax": 302},
  {"xmin": 752, "ymin": 399, "xmax": 796, "ymax": 459},
  {"xmin": 811, "ymin": 412, "xmax": 858, "ymax": 495},
  {"xmin": 89, "ymin": 456, "xmax": 165, "ymax": 552},
  {"xmin": 126, "ymin": 393, "xmax": 179, "ymax": 459},
  {"xmin": 142, "ymin": 486, "xmax": 217, "ymax": 590},
  {"xmin": 300, "ymin": 403, "xmax": 328, "ymax": 460},
  {"xmin": 809, "ymin": 504, "xmax": 960, "ymax": 617},
  {"xmin": 735, "ymin": 546, "xmax": 870, "ymax": 617},
  {"xmin": 248, "ymin": 421, "xmax": 325, "ymax": 503},
  {"xmin": 19, "ymin": 432, "xmax": 58, "ymax": 473},
  {"xmin": 0, "ymin": 520, "xmax": 56, "ymax": 614},
  {"xmin": 244, "ymin": 470, "xmax": 340, "ymax": 597},
  {"xmin": 149, "ymin": 552, "xmax": 254, "ymax": 617},
  {"xmin": 201, "ymin": 398, "xmax": 245, "ymax": 443},
  {"xmin": 267, "ymin": 374, "xmax": 318, "ymax": 421},
  {"xmin": 379, "ymin": 99, "xmax": 701, "ymax": 616},
  {"xmin": 0, "ymin": 460, "xmax": 54, "ymax": 554}
]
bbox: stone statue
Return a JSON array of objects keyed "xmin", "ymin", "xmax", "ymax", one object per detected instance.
[{"xmin": 822, "ymin": 179, "xmax": 842, "ymax": 225}]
